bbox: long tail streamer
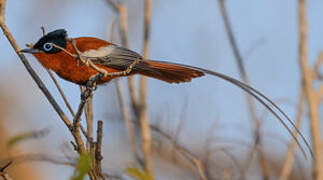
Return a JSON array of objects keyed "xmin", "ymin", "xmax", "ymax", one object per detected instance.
[{"xmin": 145, "ymin": 60, "xmax": 313, "ymax": 159}]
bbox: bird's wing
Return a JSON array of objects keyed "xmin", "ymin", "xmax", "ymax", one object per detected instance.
[{"xmin": 85, "ymin": 45, "xmax": 143, "ymax": 71}]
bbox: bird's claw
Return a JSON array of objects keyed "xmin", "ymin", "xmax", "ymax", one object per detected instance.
[
  {"xmin": 81, "ymin": 73, "xmax": 103, "ymax": 101},
  {"xmin": 81, "ymin": 90, "xmax": 91, "ymax": 101}
]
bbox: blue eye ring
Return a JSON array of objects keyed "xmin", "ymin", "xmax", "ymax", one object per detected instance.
[{"xmin": 43, "ymin": 42, "xmax": 53, "ymax": 51}]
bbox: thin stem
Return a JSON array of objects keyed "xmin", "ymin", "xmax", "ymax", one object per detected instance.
[
  {"xmin": 85, "ymin": 93, "xmax": 94, "ymax": 152},
  {"xmin": 0, "ymin": 1, "xmax": 72, "ymax": 129},
  {"xmin": 106, "ymin": 0, "xmax": 142, "ymax": 164},
  {"xmin": 115, "ymin": 80, "xmax": 141, "ymax": 160},
  {"xmin": 119, "ymin": 5, "xmax": 139, "ymax": 116},
  {"xmin": 105, "ymin": 0, "xmax": 139, "ymax": 116},
  {"xmin": 217, "ymin": 0, "xmax": 267, "ymax": 178},
  {"xmin": 47, "ymin": 69, "xmax": 75, "ymax": 117},
  {"xmin": 95, "ymin": 120, "xmax": 104, "ymax": 178},
  {"xmin": 280, "ymin": 87, "xmax": 305, "ymax": 180},
  {"xmin": 140, "ymin": 0, "xmax": 153, "ymax": 179},
  {"xmin": 298, "ymin": 0, "xmax": 322, "ymax": 179}
]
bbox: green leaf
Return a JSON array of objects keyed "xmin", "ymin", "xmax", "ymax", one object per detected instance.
[
  {"xmin": 71, "ymin": 153, "xmax": 91, "ymax": 180},
  {"xmin": 7, "ymin": 129, "xmax": 48, "ymax": 149},
  {"xmin": 125, "ymin": 166, "xmax": 151, "ymax": 180}
]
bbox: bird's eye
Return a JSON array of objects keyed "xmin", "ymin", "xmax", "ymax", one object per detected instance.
[{"xmin": 43, "ymin": 42, "xmax": 53, "ymax": 52}]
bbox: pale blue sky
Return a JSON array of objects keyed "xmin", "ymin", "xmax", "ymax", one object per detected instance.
[{"xmin": 1, "ymin": 0, "xmax": 322, "ymax": 179}]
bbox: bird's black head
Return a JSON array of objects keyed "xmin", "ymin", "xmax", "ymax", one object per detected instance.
[{"xmin": 21, "ymin": 29, "xmax": 68, "ymax": 54}]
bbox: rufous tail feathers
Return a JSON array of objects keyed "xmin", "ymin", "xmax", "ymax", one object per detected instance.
[{"xmin": 136, "ymin": 60, "xmax": 205, "ymax": 83}]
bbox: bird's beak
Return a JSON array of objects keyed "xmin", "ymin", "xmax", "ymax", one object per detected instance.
[{"xmin": 20, "ymin": 48, "xmax": 40, "ymax": 54}]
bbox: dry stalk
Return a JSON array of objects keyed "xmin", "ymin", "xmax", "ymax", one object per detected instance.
[
  {"xmin": 313, "ymin": 52, "xmax": 323, "ymax": 101},
  {"xmin": 108, "ymin": 7, "xmax": 141, "ymax": 162},
  {"xmin": 5, "ymin": 154, "xmax": 76, "ymax": 167},
  {"xmin": 280, "ymin": 87, "xmax": 305, "ymax": 180},
  {"xmin": 47, "ymin": 69, "xmax": 75, "ymax": 116},
  {"xmin": 0, "ymin": 0, "xmax": 89, "ymax": 163},
  {"xmin": 85, "ymin": 93, "xmax": 94, "ymax": 152},
  {"xmin": 217, "ymin": 0, "xmax": 268, "ymax": 179},
  {"xmin": 0, "ymin": 3, "xmax": 111, "ymax": 178},
  {"xmin": 148, "ymin": 123, "xmax": 207, "ymax": 180},
  {"xmin": 0, "ymin": 4, "xmax": 124, "ymax": 177},
  {"xmin": 0, "ymin": 161, "xmax": 12, "ymax": 180},
  {"xmin": 139, "ymin": 0, "xmax": 154, "ymax": 179},
  {"xmin": 298, "ymin": 0, "xmax": 322, "ymax": 179},
  {"xmin": 106, "ymin": 0, "xmax": 139, "ymax": 116},
  {"xmin": 115, "ymin": 80, "xmax": 141, "ymax": 159},
  {"xmin": 0, "ymin": 0, "xmax": 72, "ymax": 129},
  {"xmin": 95, "ymin": 120, "xmax": 104, "ymax": 179}
]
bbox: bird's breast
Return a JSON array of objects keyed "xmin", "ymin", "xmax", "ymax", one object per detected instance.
[{"xmin": 34, "ymin": 52, "xmax": 120, "ymax": 85}]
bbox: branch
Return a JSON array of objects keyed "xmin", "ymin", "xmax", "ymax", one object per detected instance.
[
  {"xmin": 0, "ymin": 161, "xmax": 12, "ymax": 180},
  {"xmin": 280, "ymin": 87, "xmax": 305, "ymax": 180},
  {"xmin": 105, "ymin": 0, "xmax": 119, "ymax": 12},
  {"xmin": 107, "ymin": 9, "xmax": 142, "ymax": 163},
  {"xmin": 47, "ymin": 69, "xmax": 75, "ymax": 116},
  {"xmin": 0, "ymin": 0, "xmax": 72, "ymax": 130},
  {"xmin": 139, "ymin": 0, "xmax": 154, "ymax": 179},
  {"xmin": 0, "ymin": 0, "xmax": 6, "ymax": 22},
  {"xmin": 298, "ymin": 1, "xmax": 322, "ymax": 179},
  {"xmin": 5, "ymin": 154, "xmax": 76, "ymax": 167},
  {"xmin": 149, "ymin": 123, "xmax": 207, "ymax": 180},
  {"xmin": 105, "ymin": 0, "xmax": 139, "ymax": 116},
  {"xmin": 84, "ymin": 92, "xmax": 94, "ymax": 152},
  {"xmin": 217, "ymin": 0, "xmax": 268, "ymax": 178},
  {"xmin": 95, "ymin": 120, "xmax": 104, "ymax": 178},
  {"xmin": 115, "ymin": 80, "xmax": 141, "ymax": 160}
]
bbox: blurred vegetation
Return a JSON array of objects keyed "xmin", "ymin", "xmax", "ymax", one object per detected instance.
[{"xmin": 0, "ymin": 0, "xmax": 322, "ymax": 180}]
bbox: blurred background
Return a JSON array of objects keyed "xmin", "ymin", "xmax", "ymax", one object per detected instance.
[{"xmin": 0, "ymin": 0, "xmax": 322, "ymax": 179}]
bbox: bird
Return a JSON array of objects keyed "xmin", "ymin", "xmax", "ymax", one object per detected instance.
[
  {"xmin": 21, "ymin": 29, "xmax": 204, "ymax": 85},
  {"xmin": 20, "ymin": 29, "xmax": 311, "ymax": 157}
]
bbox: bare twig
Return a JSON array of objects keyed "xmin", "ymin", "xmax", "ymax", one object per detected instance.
[
  {"xmin": 313, "ymin": 52, "xmax": 323, "ymax": 102},
  {"xmin": 280, "ymin": 87, "xmax": 305, "ymax": 180},
  {"xmin": 118, "ymin": 5, "xmax": 140, "ymax": 116},
  {"xmin": 69, "ymin": 39, "xmax": 109, "ymax": 76},
  {"xmin": 0, "ymin": 1, "xmax": 89, "ymax": 159},
  {"xmin": 149, "ymin": 123, "xmax": 207, "ymax": 180},
  {"xmin": 192, "ymin": 158, "xmax": 207, "ymax": 180},
  {"xmin": 138, "ymin": 0, "xmax": 154, "ymax": 179},
  {"xmin": 115, "ymin": 80, "xmax": 141, "ymax": 160},
  {"xmin": 105, "ymin": 0, "xmax": 119, "ymax": 12},
  {"xmin": 68, "ymin": 44, "xmax": 139, "ymax": 153},
  {"xmin": 0, "ymin": 162, "xmax": 12, "ymax": 173},
  {"xmin": 217, "ymin": 1, "xmax": 268, "ymax": 179},
  {"xmin": 217, "ymin": 0, "xmax": 259, "ymax": 125},
  {"xmin": 0, "ymin": 0, "xmax": 6, "ymax": 22},
  {"xmin": 0, "ymin": 0, "xmax": 72, "ymax": 129},
  {"xmin": 107, "ymin": 10, "xmax": 141, "ymax": 163},
  {"xmin": 105, "ymin": 0, "xmax": 139, "ymax": 116},
  {"xmin": 47, "ymin": 69, "xmax": 75, "ymax": 116},
  {"xmin": 316, "ymin": 85, "xmax": 323, "ymax": 102},
  {"xmin": 0, "ymin": 161, "xmax": 12, "ymax": 180},
  {"xmin": 85, "ymin": 93, "xmax": 94, "ymax": 152},
  {"xmin": 312, "ymin": 51, "xmax": 323, "ymax": 80},
  {"xmin": 6, "ymin": 154, "xmax": 76, "ymax": 167},
  {"xmin": 0, "ymin": 5, "xmax": 110, "ymax": 178},
  {"xmin": 95, "ymin": 120, "xmax": 104, "ymax": 178},
  {"xmin": 298, "ymin": 0, "xmax": 322, "ymax": 179},
  {"xmin": 6, "ymin": 153, "xmax": 122, "ymax": 179},
  {"xmin": 72, "ymin": 74, "xmax": 102, "ymax": 130}
]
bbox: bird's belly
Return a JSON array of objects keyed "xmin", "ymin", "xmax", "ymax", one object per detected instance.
[{"xmin": 54, "ymin": 63, "xmax": 122, "ymax": 85}]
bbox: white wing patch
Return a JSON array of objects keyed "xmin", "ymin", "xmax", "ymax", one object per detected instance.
[{"xmin": 82, "ymin": 45, "xmax": 116, "ymax": 58}]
